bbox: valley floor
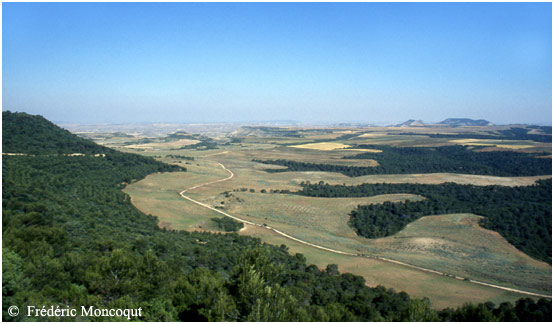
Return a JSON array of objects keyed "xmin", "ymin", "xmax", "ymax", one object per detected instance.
[{"xmin": 124, "ymin": 146, "xmax": 551, "ymax": 308}]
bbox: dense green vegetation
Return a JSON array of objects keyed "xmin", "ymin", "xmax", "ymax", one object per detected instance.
[
  {"xmin": 254, "ymin": 158, "xmax": 382, "ymax": 177},
  {"xmin": 391, "ymin": 127, "xmax": 552, "ymax": 143},
  {"xmin": 294, "ymin": 180, "xmax": 552, "ymax": 263},
  {"xmin": 2, "ymin": 113, "xmax": 429, "ymax": 321},
  {"xmin": 211, "ymin": 216, "xmax": 244, "ymax": 232},
  {"xmin": 255, "ymin": 145, "xmax": 551, "ymax": 177},
  {"xmin": 165, "ymin": 154, "xmax": 194, "ymax": 161},
  {"xmin": 3, "ymin": 111, "xmax": 111, "ymax": 155},
  {"xmin": 2, "ymin": 112, "xmax": 551, "ymax": 321},
  {"xmin": 438, "ymin": 298, "xmax": 552, "ymax": 322}
]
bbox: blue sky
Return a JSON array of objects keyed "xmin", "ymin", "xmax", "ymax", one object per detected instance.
[{"xmin": 2, "ymin": 2, "xmax": 552, "ymax": 125}]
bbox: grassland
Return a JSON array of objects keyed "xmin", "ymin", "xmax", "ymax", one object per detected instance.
[
  {"xmin": 289, "ymin": 141, "xmax": 383, "ymax": 153},
  {"xmin": 125, "ymin": 156, "xmax": 551, "ymax": 297},
  {"xmin": 348, "ymin": 126, "xmax": 552, "ymax": 152},
  {"xmin": 115, "ymin": 125, "xmax": 551, "ymax": 308},
  {"xmin": 241, "ymin": 224, "xmax": 534, "ymax": 310},
  {"xmin": 123, "ymin": 138, "xmax": 200, "ymax": 150},
  {"xmin": 123, "ymin": 160, "xmax": 230, "ymax": 231}
]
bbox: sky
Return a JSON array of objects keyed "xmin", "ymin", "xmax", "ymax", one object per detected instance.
[{"xmin": 2, "ymin": 2, "xmax": 552, "ymax": 125}]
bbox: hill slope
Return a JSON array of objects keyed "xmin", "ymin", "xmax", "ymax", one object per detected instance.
[
  {"xmin": 2, "ymin": 111, "xmax": 550, "ymax": 322},
  {"xmin": 395, "ymin": 119, "xmax": 425, "ymax": 127},
  {"xmin": 0, "ymin": 112, "xmax": 429, "ymax": 321},
  {"xmin": 2, "ymin": 111, "xmax": 112, "ymax": 154},
  {"xmin": 438, "ymin": 118, "xmax": 493, "ymax": 126}
]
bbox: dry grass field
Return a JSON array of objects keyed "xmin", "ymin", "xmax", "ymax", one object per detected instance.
[
  {"xmin": 126, "ymin": 168, "xmax": 550, "ymax": 307},
  {"xmin": 371, "ymin": 214, "xmax": 551, "ymax": 294},
  {"xmin": 241, "ymin": 224, "xmax": 533, "ymax": 310},
  {"xmin": 123, "ymin": 138, "xmax": 200, "ymax": 150},
  {"xmin": 289, "ymin": 142, "xmax": 353, "ymax": 150},
  {"xmin": 289, "ymin": 142, "xmax": 383, "ymax": 153},
  {"xmin": 219, "ymin": 191, "xmax": 423, "ymax": 244},
  {"xmin": 114, "ymin": 125, "xmax": 552, "ymax": 308}
]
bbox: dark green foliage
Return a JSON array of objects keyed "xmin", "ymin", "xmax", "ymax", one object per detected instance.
[
  {"xmin": 0, "ymin": 111, "xmax": 425, "ymax": 321},
  {"xmin": 211, "ymin": 217, "xmax": 244, "ymax": 232},
  {"xmin": 438, "ymin": 299, "xmax": 552, "ymax": 322},
  {"xmin": 295, "ymin": 180, "xmax": 552, "ymax": 263},
  {"xmin": 255, "ymin": 145, "xmax": 551, "ymax": 177},
  {"xmin": 1, "ymin": 154, "xmax": 429, "ymax": 321},
  {"xmin": 3, "ymin": 112, "xmax": 550, "ymax": 321},
  {"xmin": 2, "ymin": 111, "xmax": 187, "ymax": 176},
  {"xmin": 165, "ymin": 154, "xmax": 194, "ymax": 161},
  {"xmin": 392, "ymin": 127, "xmax": 552, "ymax": 143},
  {"xmin": 3, "ymin": 111, "xmax": 109, "ymax": 155}
]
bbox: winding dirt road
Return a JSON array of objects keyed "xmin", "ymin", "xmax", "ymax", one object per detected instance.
[{"xmin": 179, "ymin": 158, "xmax": 551, "ymax": 299}]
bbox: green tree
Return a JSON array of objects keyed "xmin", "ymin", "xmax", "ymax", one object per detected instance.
[
  {"xmin": 400, "ymin": 298, "xmax": 440, "ymax": 321},
  {"xmin": 173, "ymin": 268, "xmax": 237, "ymax": 321}
]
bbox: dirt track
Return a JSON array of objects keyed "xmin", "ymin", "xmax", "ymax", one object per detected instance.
[{"xmin": 179, "ymin": 159, "xmax": 551, "ymax": 299}]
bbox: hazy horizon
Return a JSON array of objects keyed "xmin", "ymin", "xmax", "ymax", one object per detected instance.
[
  {"xmin": 54, "ymin": 117, "xmax": 551, "ymax": 127},
  {"xmin": 3, "ymin": 3, "xmax": 552, "ymax": 125}
]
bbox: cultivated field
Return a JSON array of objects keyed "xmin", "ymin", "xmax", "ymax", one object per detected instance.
[
  {"xmin": 289, "ymin": 141, "xmax": 383, "ymax": 153},
  {"xmin": 123, "ymin": 138, "xmax": 200, "ymax": 150},
  {"xmin": 115, "ymin": 124, "xmax": 552, "ymax": 308}
]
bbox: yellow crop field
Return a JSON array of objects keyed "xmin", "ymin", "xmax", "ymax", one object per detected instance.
[
  {"xmin": 289, "ymin": 142, "xmax": 382, "ymax": 152},
  {"xmin": 289, "ymin": 142, "xmax": 352, "ymax": 150},
  {"xmin": 124, "ymin": 138, "xmax": 200, "ymax": 150},
  {"xmin": 357, "ymin": 132, "xmax": 389, "ymax": 138},
  {"xmin": 449, "ymin": 139, "xmax": 535, "ymax": 150},
  {"xmin": 343, "ymin": 148, "xmax": 383, "ymax": 153}
]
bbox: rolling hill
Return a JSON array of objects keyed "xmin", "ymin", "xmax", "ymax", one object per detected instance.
[
  {"xmin": 1, "ymin": 111, "xmax": 550, "ymax": 322},
  {"xmin": 438, "ymin": 118, "xmax": 493, "ymax": 127}
]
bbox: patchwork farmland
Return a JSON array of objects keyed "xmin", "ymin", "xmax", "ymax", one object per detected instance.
[{"xmin": 111, "ymin": 124, "xmax": 552, "ymax": 308}]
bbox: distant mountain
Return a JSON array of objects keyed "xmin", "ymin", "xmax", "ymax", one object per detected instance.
[
  {"xmin": 395, "ymin": 119, "xmax": 425, "ymax": 127},
  {"xmin": 438, "ymin": 118, "xmax": 493, "ymax": 127}
]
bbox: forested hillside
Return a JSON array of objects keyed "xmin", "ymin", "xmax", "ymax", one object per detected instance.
[
  {"xmin": 2, "ymin": 112, "xmax": 550, "ymax": 321},
  {"xmin": 3, "ymin": 111, "xmax": 112, "ymax": 154},
  {"xmin": 255, "ymin": 145, "xmax": 552, "ymax": 177},
  {"xmin": 294, "ymin": 180, "xmax": 552, "ymax": 263}
]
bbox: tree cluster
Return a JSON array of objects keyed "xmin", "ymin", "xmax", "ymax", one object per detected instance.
[
  {"xmin": 165, "ymin": 155, "xmax": 194, "ymax": 161},
  {"xmin": 2, "ymin": 111, "xmax": 550, "ymax": 321},
  {"xmin": 295, "ymin": 180, "xmax": 552, "ymax": 263},
  {"xmin": 389, "ymin": 127, "xmax": 552, "ymax": 143},
  {"xmin": 211, "ymin": 217, "xmax": 244, "ymax": 232},
  {"xmin": 255, "ymin": 145, "xmax": 551, "ymax": 177}
]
